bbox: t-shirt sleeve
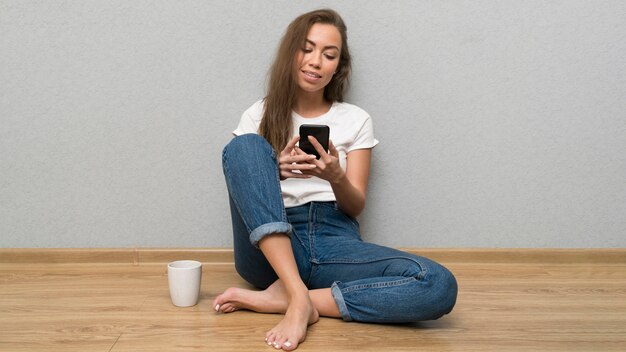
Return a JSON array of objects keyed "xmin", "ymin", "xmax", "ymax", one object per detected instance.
[
  {"xmin": 348, "ymin": 115, "xmax": 379, "ymax": 152},
  {"xmin": 232, "ymin": 108, "xmax": 260, "ymax": 136}
]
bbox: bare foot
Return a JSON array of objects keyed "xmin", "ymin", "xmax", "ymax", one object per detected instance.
[
  {"xmin": 265, "ymin": 293, "xmax": 319, "ymax": 351},
  {"xmin": 213, "ymin": 280, "xmax": 319, "ymax": 350},
  {"xmin": 212, "ymin": 279, "xmax": 289, "ymax": 314}
]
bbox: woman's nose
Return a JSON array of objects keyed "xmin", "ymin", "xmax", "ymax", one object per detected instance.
[{"xmin": 308, "ymin": 54, "xmax": 321, "ymax": 68}]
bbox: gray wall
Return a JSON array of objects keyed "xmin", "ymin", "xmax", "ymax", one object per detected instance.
[{"xmin": 2, "ymin": 1, "xmax": 625, "ymax": 248}]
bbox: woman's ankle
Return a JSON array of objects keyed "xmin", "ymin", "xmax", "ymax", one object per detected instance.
[{"xmin": 284, "ymin": 282, "xmax": 309, "ymax": 299}]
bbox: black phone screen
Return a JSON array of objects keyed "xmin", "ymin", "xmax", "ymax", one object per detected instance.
[{"xmin": 299, "ymin": 124, "xmax": 330, "ymax": 159}]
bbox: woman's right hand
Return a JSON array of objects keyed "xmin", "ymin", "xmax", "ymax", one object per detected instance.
[{"xmin": 279, "ymin": 136, "xmax": 317, "ymax": 180}]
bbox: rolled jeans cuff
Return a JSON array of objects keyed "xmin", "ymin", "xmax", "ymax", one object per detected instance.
[
  {"xmin": 249, "ymin": 222, "xmax": 293, "ymax": 248},
  {"xmin": 331, "ymin": 281, "xmax": 353, "ymax": 322}
]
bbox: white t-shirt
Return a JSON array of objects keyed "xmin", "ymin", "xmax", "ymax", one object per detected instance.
[{"xmin": 233, "ymin": 100, "xmax": 379, "ymax": 208}]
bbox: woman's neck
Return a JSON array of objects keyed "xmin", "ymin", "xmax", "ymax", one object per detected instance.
[{"xmin": 293, "ymin": 90, "xmax": 332, "ymax": 118}]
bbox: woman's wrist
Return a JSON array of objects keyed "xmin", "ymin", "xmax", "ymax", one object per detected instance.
[{"xmin": 329, "ymin": 169, "xmax": 347, "ymax": 186}]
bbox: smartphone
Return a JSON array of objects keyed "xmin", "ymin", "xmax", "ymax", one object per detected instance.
[{"xmin": 299, "ymin": 124, "xmax": 330, "ymax": 159}]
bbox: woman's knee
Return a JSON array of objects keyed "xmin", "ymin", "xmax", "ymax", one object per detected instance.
[
  {"xmin": 222, "ymin": 134, "xmax": 277, "ymax": 181},
  {"xmin": 386, "ymin": 257, "xmax": 457, "ymax": 320},
  {"xmin": 427, "ymin": 264, "xmax": 458, "ymax": 319},
  {"xmin": 222, "ymin": 133, "xmax": 273, "ymax": 159}
]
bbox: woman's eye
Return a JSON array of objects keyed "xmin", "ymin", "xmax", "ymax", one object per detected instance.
[
  {"xmin": 302, "ymin": 48, "xmax": 313, "ymax": 53},
  {"xmin": 325, "ymin": 55, "xmax": 336, "ymax": 60}
]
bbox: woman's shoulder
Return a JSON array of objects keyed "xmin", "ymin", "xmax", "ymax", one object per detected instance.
[
  {"xmin": 331, "ymin": 101, "xmax": 378, "ymax": 149},
  {"xmin": 242, "ymin": 99, "xmax": 265, "ymax": 121},
  {"xmin": 234, "ymin": 99, "xmax": 265, "ymax": 135},
  {"xmin": 333, "ymin": 101, "xmax": 370, "ymax": 117},
  {"xmin": 332, "ymin": 101, "xmax": 372, "ymax": 124}
]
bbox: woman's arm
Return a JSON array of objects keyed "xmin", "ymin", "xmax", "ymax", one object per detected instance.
[
  {"xmin": 330, "ymin": 148, "xmax": 371, "ymax": 217},
  {"xmin": 300, "ymin": 137, "xmax": 372, "ymax": 217}
]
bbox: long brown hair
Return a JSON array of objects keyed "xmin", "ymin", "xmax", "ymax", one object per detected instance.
[{"xmin": 259, "ymin": 9, "xmax": 352, "ymax": 153}]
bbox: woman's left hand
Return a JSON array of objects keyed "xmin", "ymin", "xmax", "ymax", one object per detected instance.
[{"xmin": 299, "ymin": 136, "xmax": 345, "ymax": 184}]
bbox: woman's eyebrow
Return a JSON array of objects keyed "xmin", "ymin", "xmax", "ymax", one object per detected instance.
[{"xmin": 306, "ymin": 39, "xmax": 339, "ymax": 51}]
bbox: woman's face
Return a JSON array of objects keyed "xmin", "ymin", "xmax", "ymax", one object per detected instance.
[{"xmin": 294, "ymin": 23, "xmax": 342, "ymax": 96}]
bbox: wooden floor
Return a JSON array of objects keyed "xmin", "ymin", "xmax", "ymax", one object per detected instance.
[{"xmin": 1, "ymin": 249, "xmax": 625, "ymax": 351}]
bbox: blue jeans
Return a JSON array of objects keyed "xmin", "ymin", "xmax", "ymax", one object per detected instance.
[{"xmin": 222, "ymin": 134, "xmax": 457, "ymax": 323}]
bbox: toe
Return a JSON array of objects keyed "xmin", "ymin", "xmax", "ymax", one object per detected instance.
[
  {"xmin": 272, "ymin": 334, "xmax": 285, "ymax": 349},
  {"xmin": 211, "ymin": 297, "xmax": 220, "ymax": 311},
  {"xmin": 266, "ymin": 331, "xmax": 276, "ymax": 345},
  {"xmin": 282, "ymin": 340, "xmax": 296, "ymax": 351},
  {"xmin": 219, "ymin": 303, "xmax": 232, "ymax": 312}
]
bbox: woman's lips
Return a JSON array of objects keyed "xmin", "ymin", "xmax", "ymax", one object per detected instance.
[{"xmin": 302, "ymin": 70, "xmax": 322, "ymax": 82}]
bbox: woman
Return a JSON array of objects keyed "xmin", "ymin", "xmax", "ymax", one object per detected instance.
[{"xmin": 213, "ymin": 9, "xmax": 457, "ymax": 351}]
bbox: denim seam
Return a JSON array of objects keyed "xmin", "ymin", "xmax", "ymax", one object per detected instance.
[
  {"xmin": 331, "ymin": 281, "xmax": 353, "ymax": 322},
  {"xmin": 266, "ymin": 146, "xmax": 290, "ymax": 224},
  {"xmin": 228, "ymin": 193, "xmax": 252, "ymax": 234},
  {"xmin": 222, "ymin": 156, "xmax": 253, "ymax": 235},
  {"xmin": 303, "ymin": 204, "xmax": 317, "ymax": 287},
  {"xmin": 224, "ymin": 136, "xmax": 292, "ymax": 248},
  {"xmin": 291, "ymin": 226, "xmax": 314, "ymax": 288},
  {"xmin": 271, "ymin": 150, "xmax": 290, "ymax": 225},
  {"xmin": 290, "ymin": 227, "xmax": 307, "ymax": 254},
  {"xmin": 312, "ymin": 256, "xmax": 427, "ymax": 280},
  {"xmin": 339, "ymin": 277, "xmax": 417, "ymax": 293},
  {"xmin": 308, "ymin": 204, "xmax": 317, "ymax": 263}
]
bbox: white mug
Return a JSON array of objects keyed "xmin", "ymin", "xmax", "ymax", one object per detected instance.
[{"xmin": 167, "ymin": 260, "xmax": 202, "ymax": 307}]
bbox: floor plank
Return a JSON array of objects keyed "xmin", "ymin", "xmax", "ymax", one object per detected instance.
[{"xmin": 1, "ymin": 258, "xmax": 625, "ymax": 351}]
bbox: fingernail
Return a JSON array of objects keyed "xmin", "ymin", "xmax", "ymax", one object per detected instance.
[
  {"xmin": 284, "ymin": 341, "xmax": 292, "ymax": 348},
  {"xmin": 215, "ymin": 304, "xmax": 220, "ymax": 311}
]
